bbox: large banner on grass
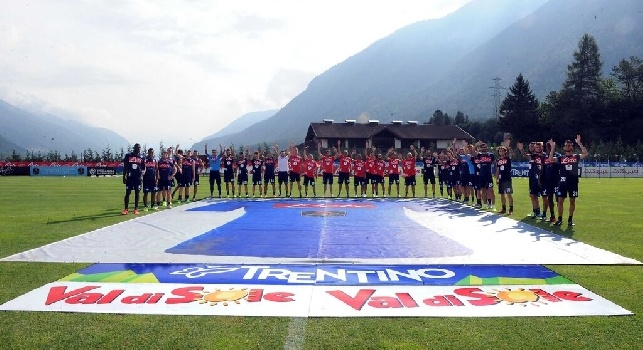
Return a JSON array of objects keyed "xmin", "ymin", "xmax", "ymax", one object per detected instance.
[{"xmin": 1, "ymin": 265, "xmax": 632, "ymax": 317}]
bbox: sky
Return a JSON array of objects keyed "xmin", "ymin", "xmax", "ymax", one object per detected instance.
[{"xmin": 0, "ymin": 0, "xmax": 473, "ymax": 148}]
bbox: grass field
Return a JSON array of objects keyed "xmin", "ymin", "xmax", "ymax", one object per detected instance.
[{"xmin": 0, "ymin": 176, "xmax": 641, "ymax": 350}]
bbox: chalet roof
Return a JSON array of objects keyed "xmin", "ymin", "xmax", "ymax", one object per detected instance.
[{"xmin": 307, "ymin": 122, "xmax": 472, "ymax": 140}]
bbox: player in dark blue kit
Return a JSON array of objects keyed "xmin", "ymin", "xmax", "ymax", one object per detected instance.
[
  {"xmin": 263, "ymin": 146, "xmax": 277, "ymax": 197},
  {"xmin": 191, "ymin": 150, "xmax": 203, "ymax": 201},
  {"xmin": 142, "ymin": 148, "xmax": 158, "ymax": 211},
  {"xmin": 420, "ymin": 147, "xmax": 438, "ymax": 198},
  {"xmin": 236, "ymin": 149, "xmax": 250, "ymax": 197},
  {"xmin": 542, "ymin": 142, "xmax": 561, "ymax": 222},
  {"xmin": 122, "ymin": 143, "xmax": 145, "ymax": 215},
  {"xmin": 222, "ymin": 147, "xmax": 236, "ymax": 197},
  {"xmin": 475, "ymin": 143, "xmax": 495, "ymax": 210},
  {"xmin": 438, "ymin": 153, "xmax": 450, "ymax": 198},
  {"xmin": 156, "ymin": 150, "xmax": 177, "ymax": 209},
  {"xmin": 495, "ymin": 142, "xmax": 514, "ymax": 215},
  {"xmin": 518, "ymin": 142, "xmax": 546, "ymax": 219},
  {"xmin": 178, "ymin": 150, "xmax": 195, "ymax": 203},
  {"xmin": 548, "ymin": 135, "xmax": 588, "ymax": 226},
  {"xmin": 250, "ymin": 150, "xmax": 264, "ymax": 197},
  {"xmin": 205, "ymin": 143, "xmax": 222, "ymax": 198}
]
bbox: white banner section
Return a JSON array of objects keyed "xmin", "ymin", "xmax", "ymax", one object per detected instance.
[{"xmin": 0, "ymin": 282, "xmax": 631, "ymax": 317}]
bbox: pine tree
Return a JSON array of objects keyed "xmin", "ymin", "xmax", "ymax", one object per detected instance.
[{"xmin": 498, "ymin": 73, "xmax": 540, "ymax": 142}]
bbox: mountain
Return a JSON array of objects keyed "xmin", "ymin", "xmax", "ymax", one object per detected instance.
[
  {"xmin": 198, "ymin": 0, "xmax": 642, "ymax": 147},
  {"xmin": 0, "ymin": 133, "xmax": 26, "ymax": 159},
  {"xmin": 0, "ymin": 98, "xmax": 130, "ymax": 157},
  {"xmin": 200, "ymin": 110, "xmax": 277, "ymax": 140}
]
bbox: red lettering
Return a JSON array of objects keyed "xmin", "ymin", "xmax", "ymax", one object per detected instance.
[
  {"xmin": 326, "ymin": 289, "xmax": 376, "ymax": 311},
  {"xmin": 147, "ymin": 293, "xmax": 164, "ymax": 304},
  {"xmin": 529, "ymin": 289, "xmax": 561, "ymax": 303},
  {"xmin": 46, "ymin": 285, "xmax": 100, "ymax": 305},
  {"xmin": 396, "ymin": 293, "xmax": 418, "ymax": 308},
  {"xmin": 445, "ymin": 295, "xmax": 465, "ymax": 306},
  {"xmin": 454, "ymin": 287, "xmax": 499, "ymax": 306},
  {"xmin": 66, "ymin": 293, "xmax": 103, "ymax": 304},
  {"xmin": 423, "ymin": 295, "xmax": 453, "ymax": 307},
  {"xmin": 263, "ymin": 292, "xmax": 295, "ymax": 302},
  {"xmin": 122, "ymin": 293, "xmax": 153, "ymax": 304},
  {"xmin": 247, "ymin": 289, "xmax": 263, "ymax": 302},
  {"xmin": 368, "ymin": 296, "xmax": 403, "ymax": 309},
  {"xmin": 96, "ymin": 290, "xmax": 125, "ymax": 304},
  {"xmin": 553, "ymin": 291, "xmax": 592, "ymax": 302},
  {"xmin": 166, "ymin": 286, "xmax": 203, "ymax": 304}
]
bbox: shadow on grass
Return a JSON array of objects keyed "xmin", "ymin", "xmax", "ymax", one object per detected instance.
[
  {"xmin": 516, "ymin": 216, "xmax": 575, "ymax": 240},
  {"xmin": 46, "ymin": 209, "xmax": 124, "ymax": 224}
]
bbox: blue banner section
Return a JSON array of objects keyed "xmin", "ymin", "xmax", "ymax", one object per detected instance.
[
  {"xmin": 30, "ymin": 166, "xmax": 86, "ymax": 176},
  {"xmin": 75, "ymin": 263, "xmax": 562, "ymax": 286},
  {"xmin": 165, "ymin": 200, "xmax": 473, "ymax": 259}
]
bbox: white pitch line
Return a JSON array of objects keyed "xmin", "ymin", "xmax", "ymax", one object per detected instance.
[{"xmin": 283, "ymin": 317, "xmax": 308, "ymax": 350}]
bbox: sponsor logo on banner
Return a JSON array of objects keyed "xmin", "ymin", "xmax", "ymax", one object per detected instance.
[
  {"xmin": 0, "ymin": 282, "xmax": 632, "ymax": 317},
  {"xmin": 62, "ymin": 264, "xmax": 572, "ymax": 286}
]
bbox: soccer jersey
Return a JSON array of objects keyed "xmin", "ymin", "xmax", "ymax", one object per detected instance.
[
  {"xmin": 528, "ymin": 153, "xmax": 546, "ymax": 180},
  {"xmin": 353, "ymin": 159, "xmax": 366, "ymax": 178},
  {"xmin": 143, "ymin": 157, "xmax": 157, "ymax": 182},
  {"xmin": 475, "ymin": 152, "xmax": 495, "ymax": 178},
  {"xmin": 277, "ymin": 155, "xmax": 289, "ymax": 172},
  {"xmin": 496, "ymin": 157, "xmax": 512, "ymax": 181},
  {"xmin": 237, "ymin": 158, "xmax": 249, "ymax": 176},
  {"xmin": 375, "ymin": 159, "xmax": 386, "ymax": 177},
  {"xmin": 208, "ymin": 154, "xmax": 222, "ymax": 172},
  {"xmin": 222, "ymin": 156, "xmax": 235, "ymax": 173},
  {"xmin": 264, "ymin": 156, "xmax": 275, "ymax": 175},
  {"xmin": 158, "ymin": 158, "xmax": 175, "ymax": 179},
  {"xmin": 338, "ymin": 155, "xmax": 352, "ymax": 173},
  {"xmin": 123, "ymin": 152, "xmax": 145, "ymax": 178},
  {"xmin": 557, "ymin": 154, "xmax": 581, "ymax": 182},
  {"xmin": 544, "ymin": 153, "xmax": 561, "ymax": 183},
  {"xmin": 289, "ymin": 155, "xmax": 302, "ymax": 174},
  {"xmin": 251, "ymin": 158, "xmax": 263, "ymax": 175},
  {"xmin": 181, "ymin": 157, "xmax": 194, "ymax": 178},
  {"xmin": 422, "ymin": 156, "xmax": 437, "ymax": 176},
  {"xmin": 365, "ymin": 157, "xmax": 376, "ymax": 175},
  {"xmin": 303, "ymin": 159, "xmax": 318, "ymax": 178},
  {"xmin": 402, "ymin": 159, "xmax": 416, "ymax": 177},
  {"xmin": 388, "ymin": 158, "xmax": 400, "ymax": 175},
  {"xmin": 321, "ymin": 155, "xmax": 335, "ymax": 174}
]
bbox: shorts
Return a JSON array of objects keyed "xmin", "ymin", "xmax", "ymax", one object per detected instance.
[
  {"xmin": 143, "ymin": 178, "xmax": 157, "ymax": 193},
  {"xmin": 460, "ymin": 173, "xmax": 471, "ymax": 187},
  {"xmin": 389, "ymin": 173, "xmax": 400, "ymax": 184},
  {"xmin": 158, "ymin": 177, "xmax": 171, "ymax": 190},
  {"xmin": 289, "ymin": 172, "xmax": 301, "ymax": 183},
  {"xmin": 498, "ymin": 179, "xmax": 513, "ymax": 194},
  {"xmin": 478, "ymin": 176, "xmax": 493, "ymax": 189},
  {"xmin": 278, "ymin": 171, "xmax": 288, "ymax": 184},
  {"xmin": 303, "ymin": 176, "xmax": 315, "ymax": 186},
  {"xmin": 252, "ymin": 175, "xmax": 263, "ymax": 186},
  {"xmin": 338, "ymin": 172, "xmax": 350, "ymax": 185},
  {"xmin": 194, "ymin": 175, "xmax": 200, "ymax": 186},
  {"xmin": 125, "ymin": 176, "xmax": 142, "ymax": 191},
  {"xmin": 404, "ymin": 175, "xmax": 416, "ymax": 187},
  {"xmin": 237, "ymin": 173, "xmax": 248, "ymax": 185},
  {"xmin": 542, "ymin": 180, "xmax": 557, "ymax": 197},
  {"xmin": 264, "ymin": 172, "xmax": 275, "ymax": 184},
  {"xmin": 224, "ymin": 170, "xmax": 234, "ymax": 183},
  {"xmin": 364, "ymin": 173, "xmax": 372, "ymax": 185},
  {"xmin": 323, "ymin": 173, "xmax": 334, "ymax": 185},
  {"xmin": 423, "ymin": 173, "xmax": 435, "ymax": 185},
  {"xmin": 372, "ymin": 175, "xmax": 384, "ymax": 184},
  {"xmin": 354, "ymin": 176, "xmax": 366, "ymax": 186},
  {"xmin": 556, "ymin": 178, "xmax": 579, "ymax": 198},
  {"xmin": 529, "ymin": 177, "xmax": 541, "ymax": 196},
  {"xmin": 209, "ymin": 171, "xmax": 221, "ymax": 185}
]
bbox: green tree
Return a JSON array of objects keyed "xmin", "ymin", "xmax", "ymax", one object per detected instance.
[
  {"xmin": 498, "ymin": 73, "xmax": 541, "ymax": 142},
  {"xmin": 11, "ymin": 150, "xmax": 21, "ymax": 161},
  {"xmin": 430, "ymin": 110, "xmax": 445, "ymax": 125},
  {"xmin": 611, "ymin": 56, "xmax": 643, "ymax": 101}
]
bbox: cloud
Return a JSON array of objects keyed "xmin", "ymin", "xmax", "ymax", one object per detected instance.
[{"xmin": 265, "ymin": 69, "xmax": 316, "ymax": 106}]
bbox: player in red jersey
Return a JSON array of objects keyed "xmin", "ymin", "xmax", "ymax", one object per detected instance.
[
  {"xmin": 364, "ymin": 144, "xmax": 377, "ymax": 197},
  {"xmin": 386, "ymin": 148, "xmax": 401, "ymax": 197},
  {"xmin": 302, "ymin": 147, "xmax": 319, "ymax": 197},
  {"xmin": 401, "ymin": 145, "xmax": 418, "ymax": 198},
  {"xmin": 318, "ymin": 142, "xmax": 336, "ymax": 197},
  {"xmin": 352, "ymin": 153, "xmax": 367, "ymax": 197},
  {"xmin": 336, "ymin": 140, "xmax": 352, "ymax": 197},
  {"xmin": 288, "ymin": 143, "xmax": 303, "ymax": 197}
]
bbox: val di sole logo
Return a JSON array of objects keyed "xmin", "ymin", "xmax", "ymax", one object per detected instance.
[{"xmin": 301, "ymin": 210, "xmax": 347, "ymax": 217}]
